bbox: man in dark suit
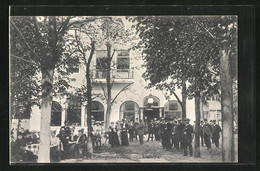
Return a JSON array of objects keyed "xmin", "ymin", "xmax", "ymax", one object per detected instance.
[
  {"xmin": 203, "ymin": 119, "xmax": 212, "ymax": 150},
  {"xmin": 58, "ymin": 121, "xmax": 71, "ymax": 159},
  {"xmin": 212, "ymin": 120, "xmax": 222, "ymax": 148},
  {"xmin": 72, "ymin": 129, "xmax": 86, "ymax": 158},
  {"xmin": 175, "ymin": 118, "xmax": 185, "ymax": 151},
  {"xmin": 121, "ymin": 119, "xmax": 129, "ymax": 146},
  {"xmin": 183, "ymin": 118, "xmax": 193, "ymax": 156}
]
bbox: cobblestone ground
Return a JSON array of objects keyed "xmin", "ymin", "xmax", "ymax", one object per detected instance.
[{"xmin": 60, "ymin": 134, "xmax": 237, "ymax": 163}]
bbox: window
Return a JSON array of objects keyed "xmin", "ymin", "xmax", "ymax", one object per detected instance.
[
  {"xmin": 117, "ymin": 58, "xmax": 130, "ymax": 70},
  {"xmin": 67, "ymin": 96, "xmax": 81, "ymax": 126},
  {"xmin": 90, "ymin": 101, "xmax": 104, "ymax": 122},
  {"xmin": 51, "ymin": 101, "xmax": 62, "ymax": 126},
  {"xmin": 117, "ymin": 50, "xmax": 130, "ymax": 71},
  {"xmin": 169, "ymin": 101, "xmax": 178, "ymax": 110},
  {"xmin": 120, "ymin": 101, "xmax": 139, "ymax": 122},
  {"xmin": 125, "ymin": 101, "xmax": 135, "ymax": 110}
]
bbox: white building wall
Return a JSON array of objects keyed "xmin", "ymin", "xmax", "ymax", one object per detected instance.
[{"xmin": 28, "ymin": 48, "xmax": 219, "ymax": 131}]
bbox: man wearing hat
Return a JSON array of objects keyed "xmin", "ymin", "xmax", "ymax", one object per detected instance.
[
  {"xmin": 175, "ymin": 118, "xmax": 185, "ymax": 151},
  {"xmin": 183, "ymin": 118, "xmax": 193, "ymax": 156},
  {"xmin": 212, "ymin": 120, "xmax": 222, "ymax": 148},
  {"xmin": 203, "ymin": 119, "xmax": 212, "ymax": 150},
  {"xmin": 58, "ymin": 121, "xmax": 71, "ymax": 159}
]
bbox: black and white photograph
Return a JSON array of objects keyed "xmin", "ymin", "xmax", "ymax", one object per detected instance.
[{"xmin": 9, "ymin": 14, "xmax": 239, "ymax": 163}]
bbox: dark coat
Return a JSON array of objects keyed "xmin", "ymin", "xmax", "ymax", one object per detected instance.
[
  {"xmin": 212, "ymin": 124, "xmax": 222, "ymax": 139},
  {"xmin": 203, "ymin": 123, "xmax": 212, "ymax": 136},
  {"xmin": 136, "ymin": 122, "xmax": 145, "ymax": 135},
  {"xmin": 183, "ymin": 124, "xmax": 193, "ymax": 143},
  {"xmin": 175, "ymin": 123, "xmax": 185, "ymax": 138}
]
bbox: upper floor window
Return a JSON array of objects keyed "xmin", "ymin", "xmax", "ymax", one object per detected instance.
[
  {"xmin": 117, "ymin": 50, "xmax": 130, "ymax": 70},
  {"xmin": 96, "ymin": 50, "xmax": 108, "ymax": 70}
]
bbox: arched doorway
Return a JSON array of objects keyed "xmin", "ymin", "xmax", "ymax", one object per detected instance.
[
  {"xmin": 120, "ymin": 101, "xmax": 139, "ymax": 122},
  {"xmin": 164, "ymin": 100, "xmax": 182, "ymax": 119},
  {"xmin": 143, "ymin": 94, "xmax": 160, "ymax": 122},
  {"xmin": 51, "ymin": 101, "xmax": 62, "ymax": 126},
  {"xmin": 90, "ymin": 101, "xmax": 104, "ymax": 122}
]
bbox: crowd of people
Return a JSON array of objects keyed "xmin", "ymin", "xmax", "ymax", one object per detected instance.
[
  {"xmin": 11, "ymin": 117, "xmax": 222, "ymax": 162},
  {"xmin": 10, "ymin": 128, "xmax": 39, "ymax": 162},
  {"xmin": 106, "ymin": 117, "xmax": 222, "ymax": 157}
]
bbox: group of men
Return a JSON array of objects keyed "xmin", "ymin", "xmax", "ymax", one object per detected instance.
[
  {"xmin": 54, "ymin": 117, "xmax": 222, "ymax": 159},
  {"xmin": 144, "ymin": 117, "xmax": 222, "ymax": 156}
]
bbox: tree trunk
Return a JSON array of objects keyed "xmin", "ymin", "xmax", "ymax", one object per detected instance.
[
  {"xmin": 38, "ymin": 68, "xmax": 54, "ymax": 163},
  {"xmin": 181, "ymin": 78, "xmax": 187, "ymax": 120},
  {"xmin": 86, "ymin": 70, "xmax": 93, "ymax": 154},
  {"xmin": 105, "ymin": 42, "xmax": 112, "ymax": 131},
  {"xmin": 85, "ymin": 42, "xmax": 95, "ymax": 154},
  {"xmin": 194, "ymin": 92, "xmax": 201, "ymax": 158},
  {"xmin": 220, "ymin": 44, "xmax": 235, "ymax": 162}
]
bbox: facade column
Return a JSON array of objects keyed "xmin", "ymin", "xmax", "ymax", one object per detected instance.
[
  {"xmin": 140, "ymin": 108, "xmax": 143, "ymax": 121},
  {"xmin": 81, "ymin": 105, "xmax": 85, "ymax": 128},
  {"xmin": 61, "ymin": 110, "xmax": 65, "ymax": 126},
  {"xmin": 159, "ymin": 108, "xmax": 162, "ymax": 118}
]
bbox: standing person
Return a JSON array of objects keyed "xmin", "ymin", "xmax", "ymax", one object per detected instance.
[
  {"xmin": 210, "ymin": 120, "xmax": 214, "ymax": 144},
  {"xmin": 50, "ymin": 130, "xmax": 61, "ymax": 162},
  {"xmin": 183, "ymin": 118, "xmax": 193, "ymax": 156},
  {"xmin": 200, "ymin": 120, "xmax": 204, "ymax": 146},
  {"xmin": 154, "ymin": 118, "xmax": 160, "ymax": 141},
  {"xmin": 175, "ymin": 118, "xmax": 185, "ymax": 151},
  {"xmin": 147, "ymin": 120, "xmax": 155, "ymax": 142},
  {"xmin": 165, "ymin": 122, "xmax": 173, "ymax": 151},
  {"xmin": 128, "ymin": 120, "xmax": 134, "ymax": 142},
  {"xmin": 108, "ymin": 126, "xmax": 120, "ymax": 148},
  {"xmin": 120, "ymin": 119, "xmax": 129, "ymax": 146},
  {"xmin": 203, "ymin": 119, "xmax": 212, "ymax": 150},
  {"xmin": 133, "ymin": 118, "xmax": 139, "ymax": 141},
  {"xmin": 115, "ymin": 120, "xmax": 122, "ymax": 145},
  {"xmin": 160, "ymin": 119, "xmax": 167, "ymax": 149},
  {"xmin": 172, "ymin": 119, "xmax": 178, "ymax": 149},
  {"xmin": 58, "ymin": 121, "xmax": 71, "ymax": 159},
  {"xmin": 136, "ymin": 119, "xmax": 145, "ymax": 145},
  {"xmin": 212, "ymin": 120, "xmax": 222, "ymax": 148}
]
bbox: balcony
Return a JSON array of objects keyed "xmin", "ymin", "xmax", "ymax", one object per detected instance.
[{"xmin": 91, "ymin": 69, "xmax": 134, "ymax": 83}]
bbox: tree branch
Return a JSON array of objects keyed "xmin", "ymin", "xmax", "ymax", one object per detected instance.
[
  {"xmin": 164, "ymin": 84, "xmax": 183, "ymax": 108},
  {"xmin": 11, "ymin": 54, "xmax": 39, "ymax": 66},
  {"xmin": 111, "ymin": 82, "xmax": 133, "ymax": 105},
  {"xmin": 11, "ymin": 20, "xmax": 42, "ymax": 64},
  {"xmin": 99, "ymin": 81, "xmax": 108, "ymax": 101}
]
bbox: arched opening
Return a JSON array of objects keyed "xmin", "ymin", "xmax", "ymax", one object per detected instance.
[
  {"xmin": 51, "ymin": 101, "xmax": 62, "ymax": 126},
  {"xmin": 90, "ymin": 101, "xmax": 104, "ymax": 122},
  {"xmin": 67, "ymin": 96, "xmax": 81, "ymax": 126},
  {"xmin": 143, "ymin": 94, "xmax": 160, "ymax": 122},
  {"xmin": 164, "ymin": 100, "xmax": 182, "ymax": 119},
  {"xmin": 120, "ymin": 101, "xmax": 139, "ymax": 122}
]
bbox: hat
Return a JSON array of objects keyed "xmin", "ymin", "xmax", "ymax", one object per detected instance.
[
  {"xmin": 154, "ymin": 118, "xmax": 157, "ymax": 121},
  {"xmin": 184, "ymin": 118, "xmax": 190, "ymax": 121}
]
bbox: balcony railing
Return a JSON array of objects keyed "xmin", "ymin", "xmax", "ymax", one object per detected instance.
[{"xmin": 91, "ymin": 69, "xmax": 134, "ymax": 79}]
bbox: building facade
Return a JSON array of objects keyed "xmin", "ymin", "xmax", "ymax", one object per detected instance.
[{"xmin": 22, "ymin": 49, "xmax": 221, "ymax": 132}]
